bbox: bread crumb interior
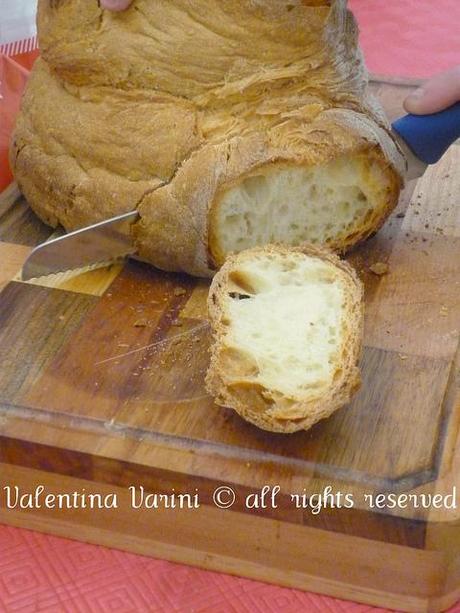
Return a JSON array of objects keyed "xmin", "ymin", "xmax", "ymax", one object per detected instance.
[
  {"xmin": 215, "ymin": 154, "xmax": 392, "ymax": 259},
  {"xmin": 222, "ymin": 253, "xmax": 345, "ymax": 399}
]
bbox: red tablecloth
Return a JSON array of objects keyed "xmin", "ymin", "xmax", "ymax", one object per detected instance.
[{"xmin": 1, "ymin": 1, "xmax": 459, "ymax": 611}]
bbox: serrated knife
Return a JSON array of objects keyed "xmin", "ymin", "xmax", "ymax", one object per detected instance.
[{"xmin": 21, "ymin": 102, "xmax": 460, "ymax": 281}]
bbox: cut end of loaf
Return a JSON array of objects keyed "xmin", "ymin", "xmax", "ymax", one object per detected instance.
[
  {"xmin": 206, "ymin": 245, "xmax": 363, "ymax": 433},
  {"xmin": 209, "ymin": 149, "xmax": 399, "ymax": 267}
]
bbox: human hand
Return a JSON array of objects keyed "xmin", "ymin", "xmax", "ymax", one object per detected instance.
[
  {"xmin": 100, "ymin": 0, "xmax": 133, "ymax": 11},
  {"xmin": 404, "ymin": 66, "xmax": 460, "ymax": 115}
]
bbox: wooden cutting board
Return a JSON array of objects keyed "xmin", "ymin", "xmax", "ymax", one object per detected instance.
[{"xmin": 0, "ymin": 80, "xmax": 459, "ymax": 613}]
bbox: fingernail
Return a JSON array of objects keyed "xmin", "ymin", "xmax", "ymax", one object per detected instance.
[{"xmin": 406, "ymin": 87, "xmax": 425, "ymax": 102}]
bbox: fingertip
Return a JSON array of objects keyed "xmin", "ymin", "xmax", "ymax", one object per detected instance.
[
  {"xmin": 101, "ymin": 0, "xmax": 133, "ymax": 11},
  {"xmin": 403, "ymin": 67, "xmax": 460, "ymax": 115},
  {"xmin": 403, "ymin": 89, "xmax": 425, "ymax": 115}
]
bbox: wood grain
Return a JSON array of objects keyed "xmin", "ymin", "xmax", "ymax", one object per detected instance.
[
  {"xmin": 0, "ymin": 241, "xmax": 31, "ymax": 290},
  {"xmin": 22, "ymin": 261, "xmax": 209, "ymax": 420},
  {"xmin": 0, "ymin": 182, "xmax": 21, "ymax": 217},
  {"xmin": 17, "ymin": 261, "xmax": 125, "ymax": 296},
  {"xmin": 0, "ymin": 192, "xmax": 53, "ymax": 246},
  {"xmin": 19, "ymin": 263, "xmax": 456, "ymax": 495},
  {"xmin": 403, "ymin": 147, "xmax": 460, "ymax": 238},
  {"xmin": 0, "ymin": 282, "xmax": 97, "ymax": 403}
]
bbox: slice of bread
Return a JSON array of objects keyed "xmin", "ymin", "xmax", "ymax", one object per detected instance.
[{"xmin": 206, "ymin": 245, "xmax": 363, "ymax": 433}]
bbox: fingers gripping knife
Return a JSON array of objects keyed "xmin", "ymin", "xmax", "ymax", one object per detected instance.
[{"xmin": 21, "ymin": 103, "xmax": 460, "ymax": 281}]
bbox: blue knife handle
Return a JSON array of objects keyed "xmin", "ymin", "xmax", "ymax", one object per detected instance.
[{"xmin": 392, "ymin": 102, "xmax": 460, "ymax": 164}]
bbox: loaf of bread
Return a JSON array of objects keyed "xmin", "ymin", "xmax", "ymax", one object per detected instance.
[
  {"xmin": 206, "ymin": 245, "xmax": 363, "ymax": 433},
  {"xmin": 11, "ymin": 0, "xmax": 404, "ymax": 277}
]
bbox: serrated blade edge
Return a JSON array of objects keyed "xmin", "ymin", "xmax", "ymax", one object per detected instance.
[{"xmin": 21, "ymin": 210, "xmax": 139, "ymax": 281}]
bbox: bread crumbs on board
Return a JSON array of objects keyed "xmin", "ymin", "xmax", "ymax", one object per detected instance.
[
  {"xmin": 134, "ymin": 319, "xmax": 149, "ymax": 327},
  {"xmin": 440, "ymin": 305, "xmax": 449, "ymax": 316},
  {"xmin": 369, "ymin": 262, "xmax": 389, "ymax": 276}
]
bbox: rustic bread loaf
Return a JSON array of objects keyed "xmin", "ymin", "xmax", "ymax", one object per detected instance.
[
  {"xmin": 11, "ymin": 0, "xmax": 404, "ymax": 277},
  {"xmin": 206, "ymin": 244, "xmax": 363, "ymax": 433}
]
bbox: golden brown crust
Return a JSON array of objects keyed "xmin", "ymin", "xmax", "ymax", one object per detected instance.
[
  {"xmin": 205, "ymin": 244, "xmax": 364, "ymax": 433},
  {"xmin": 11, "ymin": 0, "xmax": 404, "ymax": 276}
]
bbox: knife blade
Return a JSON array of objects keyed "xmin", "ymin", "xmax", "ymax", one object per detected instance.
[
  {"xmin": 21, "ymin": 102, "xmax": 460, "ymax": 281},
  {"xmin": 21, "ymin": 210, "xmax": 139, "ymax": 281},
  {"xmin": 391, "ymin": 134, "xmax": 428, "ymax": 182}
]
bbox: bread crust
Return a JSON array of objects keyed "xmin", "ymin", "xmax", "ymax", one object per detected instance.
[
  {"xmin": 206, "ymin": 244, "xmax": 364, "ymax": 433},
  {"xmin": 11, "ymin": 0, "xmax": 404, "ymax": 276}
]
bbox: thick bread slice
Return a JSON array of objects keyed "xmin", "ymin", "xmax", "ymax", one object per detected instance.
[{"xmin": 206, "ymin": 245, "xmax": 363, "ymax": 433}]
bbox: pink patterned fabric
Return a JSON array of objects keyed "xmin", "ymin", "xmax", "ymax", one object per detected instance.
[
  {"xmin": 349, "ymin": 0, "xmax": 460, "ymax": 78},
  {"xmin": 1, "ymin": 525, "xmax": 458, "ymax": 613},
  {"xmin": 1, "ymin": 1, "xmax": 459, "ymax": 611}
]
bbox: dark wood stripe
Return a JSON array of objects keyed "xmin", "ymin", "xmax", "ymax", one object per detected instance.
[
  {"xmin": 0, "ymin": 426, "xmax": 427, "ymax": 546},
  {"xmin": 23, "ymin": 260, "xmax": 201, "ymax": 420},
  {"xmin": 0, "ymin": 281, "xmax": 97, "ymax": 403},
  {"xmin": 0, "ymin": 195, "xmax": 54, "ymax": 246}
]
